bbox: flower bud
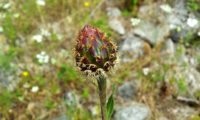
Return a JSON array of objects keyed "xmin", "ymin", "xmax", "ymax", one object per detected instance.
[{"xmin": 75, "ymin": 25, "xmax": 117, "ymax": 74}]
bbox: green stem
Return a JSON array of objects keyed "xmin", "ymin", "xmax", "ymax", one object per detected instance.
[{"xmin": 97, "ymin": 74, "xmax": 107, "ymax": 120}]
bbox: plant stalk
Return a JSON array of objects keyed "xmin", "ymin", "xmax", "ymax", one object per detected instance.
[{"xmin": 97, "ymin": 74, "xmax": 107, "ymax": 120}]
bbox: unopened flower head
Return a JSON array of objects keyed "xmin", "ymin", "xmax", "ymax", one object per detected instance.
[{"xmin": 75, "ymin": 25, "xmax": 117, "ymax": 74}]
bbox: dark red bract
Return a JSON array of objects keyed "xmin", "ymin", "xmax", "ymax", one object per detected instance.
[{"xmin": 75, "ymin": 25, "xmax": 117, "ymax": 73}]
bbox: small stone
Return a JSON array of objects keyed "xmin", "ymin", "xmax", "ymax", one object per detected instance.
[
  {"xmin": 0, "ymin": 68, "xmax": 18, "ymax": 91},
  {"xmin": 133, "ymin": 21, "xmax": 169, "ymax": 45},
  {"xmin": 109, "ymin": 19, "xmax": 125, "ymax": 35},
  {"xmin": 185, "ymin": 68, "xmax": 200, "ymax": 95},
  {"xmin": 170, "ymin": 106, "xmax": 197, "ymax": 120},
  {"xmin": 118, "ymin": 81, "xmax": 136, "ymax": 100},
  {"xmin": 120, "ymin": 35, "xmax": 149, "ymax": 62},
  {"xmin": 164, "ymin": 39, "xmax": 175, "ymax": 55},
  {"xmin": 114, "ymin": 103, "xmax": 150, "ymax": 120},
  {"xmin": 64, "ymin": 91, "xmax": 78, "ymax": 106},
  {"xmin": 107, "ymin": 7, "xmax": 121, "ymax": 17}
]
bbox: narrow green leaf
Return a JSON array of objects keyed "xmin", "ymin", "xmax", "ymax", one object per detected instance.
[{"xmin": 106, "ymin": 94, "xmax": 114, "ymax": 120}]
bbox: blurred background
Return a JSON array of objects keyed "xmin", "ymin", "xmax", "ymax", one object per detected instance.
[{"xmin": 0, "ymin": 0, "xmax": 200, "ymax": 120}]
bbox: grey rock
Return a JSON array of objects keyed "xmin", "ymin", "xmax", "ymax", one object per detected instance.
[
  {"xmin": 118, "ymin": 81, "xmax": 137, "ymax": 100},
  {"xmin": 114, "ymin": 103, "xmax": 150, "ymax": 120},
  {"xmin": 170, "ymin": 106, "xmax": 198, "ymax": 120},
  {"xmin": 0, "ymin": 68, "xmax": 18, "ymax": 91},
  {"xmin": 168, "ymin": 0, "xmax": 199, "ymax": 41},
  {"xmin": 107, "ymin": 7, "xmax": 125, "ymax": 35},
  {"xmin": 168, "ymin": 0, "xmax": 188, "ymax": 28},
  {"xmin": 135, "ymin": 1, "xmax": 199, "ymax": 45},
  {"xmin": 162, "ymin": 39, "xmax": 175, "ymax": 55},
  {"xmin": 107, "ymin": 7, "xmax": 121, "ymax": 17},
  {"xmin": 133, "ymin": 21, "xmax": 169, "ymax": 46},
  {"xmin": 171, "ymin": 0, "xmax": 198, "ymax": 27},
  {"xmin": 185, "ymin": 67, "xmax": 200, "ymax": 96},
  {"xmin": 120, "ymin": 35, "xmax": 148, "ymax": 62},
  {"xmin": 168, "ymin": 65, "xmax": 200, "ymax": 97},
  {"xmin": 135, "ymin": 3, "xmax": 170, "ymax": 45},
  {"xmin": 0, "ymin": 35, "xmax": 19, "ymax": 91},
  {"xmin": 180, "ymin": 54, "xmax": 199, "ymax": 68},
  {"xmin": 64, "ymin": 91, "xmax": 79, "ymax": 106},
  {"xmin": 108, "ymin": 18, "xmax": 125, "ymax": 35}
]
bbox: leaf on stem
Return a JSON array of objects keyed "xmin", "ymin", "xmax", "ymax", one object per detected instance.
[{"xmin": 106, "ymin": 94, "xmax": 114, "ymax": 120}]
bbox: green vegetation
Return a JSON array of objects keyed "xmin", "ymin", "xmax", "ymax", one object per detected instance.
[{"xmin": 187, "ymin": 0, "xmax": 200, "ymax": 11}]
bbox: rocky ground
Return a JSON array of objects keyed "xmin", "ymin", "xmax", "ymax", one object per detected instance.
[{"xmin": 0, "ymin": 0, "xmax": 200, "ymax": 120}]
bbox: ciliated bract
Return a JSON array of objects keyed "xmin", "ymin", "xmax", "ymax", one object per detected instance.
[{"xmin": 75, "ymin": 25, "xmax": 117, "ymax": 74}]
